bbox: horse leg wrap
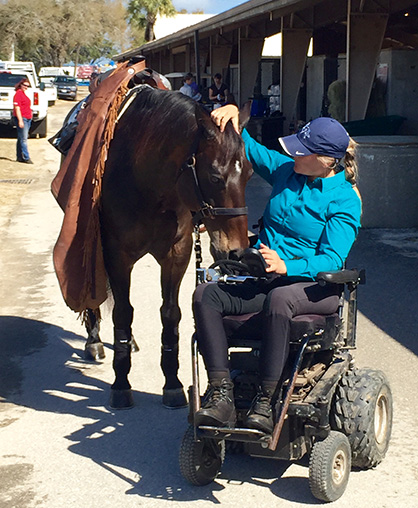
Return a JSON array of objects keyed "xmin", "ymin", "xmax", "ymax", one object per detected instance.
[
  {"xmin": 88, "ymin": 321, "xmax": 100, "ymax": 342},
  {"xmin": 112, "ymin": 328, "xmax": 132, "ymax": 390},
  {"xmin": 161, "ymin": 344, "xmax": 187, "ymax": 409},
  {"xmin": 110, "ymin": 328, "xmax": 134, "ymax": 409},
  {"xmin": 161, "ymin": 344, "xmax": 180, "ymax": 384}
]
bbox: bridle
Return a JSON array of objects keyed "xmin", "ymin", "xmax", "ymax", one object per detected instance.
[
  {"xmin": 120, "ymin": 86, "xmax": 247, "ymax": 227},
  {"xmin": 182, "ymin": 155, "xmax": 248, "ymax": 226}
]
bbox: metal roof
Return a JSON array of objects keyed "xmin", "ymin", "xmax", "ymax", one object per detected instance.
[
  {"xmin": 115, "ymin": 0, "xmax": 323, "ymax": 60},
  {"xmin": 115, "ymin": 0, "xmax": 418, "ymax": 61}
]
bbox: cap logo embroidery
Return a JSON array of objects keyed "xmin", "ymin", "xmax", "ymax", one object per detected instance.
[{"xmin": 300, "ymin": 123, "xmax": 311, "ymax": 139}]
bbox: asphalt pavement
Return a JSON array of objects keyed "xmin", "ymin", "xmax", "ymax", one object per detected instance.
[{"xmin": 0, "ymin": 95, "xmax": 417, "ymax": 508}]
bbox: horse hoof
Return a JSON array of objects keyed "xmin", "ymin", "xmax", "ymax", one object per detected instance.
[
  {"xmin": 85, "ymin": 342, "xmax": 105, "ymax": 361},
  {"xmin": 130, "ymin": 338, "xmax": 139, "ymax": 353},
  {"xmin": 162, "ymin": 388, "xmax": 188, "ymax": 409},
  {"xmin": 109, "ymin": 389, "xmax": 134, "ymax": 410}
]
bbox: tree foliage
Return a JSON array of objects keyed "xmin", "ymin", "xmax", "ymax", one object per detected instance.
[
  {"xmin": 127, "ymin": 0, "xmax": 176, "ymax": 42},
  {"xmin": 0, "ymin": 0, "xmax": 136, "ymax": 68}
]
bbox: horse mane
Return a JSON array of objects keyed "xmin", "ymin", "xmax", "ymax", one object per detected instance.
[
  {"xmin": 123, "ymin": 87, "xmax": 200, "ymax": 154},
  {"xmin": 120, "ymin": 86, "xmax": 243, "ymax": 159}
]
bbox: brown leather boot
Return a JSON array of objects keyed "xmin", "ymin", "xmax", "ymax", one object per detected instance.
[
  {"xmin": 195, "ymin": 378, "xmax": 236, "ymax": 427},
  {"xmin": 246, "ymin": 388, "xmax": 274, "ymax": 434}
]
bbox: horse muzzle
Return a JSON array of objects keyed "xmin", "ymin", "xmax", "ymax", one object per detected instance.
[{"xmin": 210, "ymin": 245, "xmax": 246, "ymax": 261}]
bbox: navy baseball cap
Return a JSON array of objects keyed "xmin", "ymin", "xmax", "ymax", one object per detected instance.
[{"xmin": 279, "ymin": 117, "xmax": 349, "ymax": 159}]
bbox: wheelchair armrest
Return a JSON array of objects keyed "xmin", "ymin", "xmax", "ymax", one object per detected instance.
[{"xmin": 316, "ymin": 269, "xmax": 365, "ymax": 286}]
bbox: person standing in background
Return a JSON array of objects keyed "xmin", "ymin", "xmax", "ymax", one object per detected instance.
[
  {"xmin": 179, "ymin": 73, "xmax": 202, "ymax": 102},
  {"xmin": 209, "ymin": 73, "xmax": 229, "ymax": 109},
  {"xmin": 13, "ymin": 79, "xmax": 33, "ymax": 164}
]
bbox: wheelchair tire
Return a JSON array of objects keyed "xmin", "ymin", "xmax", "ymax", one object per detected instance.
[
  {"xmin": 309, "ymin": 431, "xmax": 351, "ymax": 502},
  {"xmin": 179, "ymin": 425, "xmax": 225, "ymax": 485},
  {"xmin": 330, "ymin": 368, "xmax": 393, "ymax": 469}
]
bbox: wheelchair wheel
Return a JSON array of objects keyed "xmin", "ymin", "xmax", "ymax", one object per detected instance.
[
  {"xmin": 309, "ymin": 431, "xmax": 351, "ymax": 502},
  {"xmin": 179, "ymin": 425, "xmax": 225, "ymax": 485},
  {"xmin": 330, "ymin": 368, "xmax": 393, "ymax": 468}
]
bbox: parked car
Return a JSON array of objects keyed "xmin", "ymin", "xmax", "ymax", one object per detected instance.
[
  {"xmin": 39, "ymin": 76, "xmax": 57, "ymax": 106},
  {"xmin": 54, "ymin": 76, "xmax": 78, "ymax": 101}
]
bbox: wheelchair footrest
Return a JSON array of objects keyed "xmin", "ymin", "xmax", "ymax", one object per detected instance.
[{"xmin": 197, "ymin": 425, "xmax": 270, "ymax": 443}]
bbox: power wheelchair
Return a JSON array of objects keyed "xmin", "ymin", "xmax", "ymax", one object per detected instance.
[{"xmin": 179, "ymin": 247, "xmax": 393, "ymax": 502}]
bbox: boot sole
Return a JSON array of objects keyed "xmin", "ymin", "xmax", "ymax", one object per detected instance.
[{"xmin": 246, "ymin": 416, "xmax": 273, "ymax": 434}]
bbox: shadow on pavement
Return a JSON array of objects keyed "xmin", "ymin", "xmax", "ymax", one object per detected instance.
[
  {"xmin": 347, "ymin": 229, "xmax": 418, "ymax": 356},
  {"xmin": 0, "ymin": 315, "xmax": 319, "ymax": 504}
]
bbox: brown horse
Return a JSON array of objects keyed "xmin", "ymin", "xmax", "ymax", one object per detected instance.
[{"xmin": 82, "ymin": 86, "xmax": 253, "ymax": 409}]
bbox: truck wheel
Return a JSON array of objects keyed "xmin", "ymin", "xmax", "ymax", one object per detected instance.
[
  {"xmin": 331, "ymin": 368, "xmax": 393, "ymax": 469},
  {"xmin": 29, "ymin": 117, "xmax": 48, "ymax": 138},
  {"xmin": 309, "ymin": 431, "xmax": 351, "ymax": 502},
  {"xmin": 179, "ymin": 425, "xmax": 225, "ymax": 485}
]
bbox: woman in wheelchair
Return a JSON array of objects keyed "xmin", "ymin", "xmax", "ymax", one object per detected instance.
[{"xmin": 192, "ymin": 106, "xmax": 362, "ymax": 434}]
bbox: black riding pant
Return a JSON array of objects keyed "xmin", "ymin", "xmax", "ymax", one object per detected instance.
[{"xmin": 193, "ymin": 278, "xmax": 340, "ymax": 383}]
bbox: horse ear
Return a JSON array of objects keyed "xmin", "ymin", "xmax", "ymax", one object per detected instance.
[
  {"xmin": 196, "ymin": 107, "xmax": 219, "ymax": 140},
  {"xmin": 239, "ymin": 101, "xmax": 252, "ymax": 132}
]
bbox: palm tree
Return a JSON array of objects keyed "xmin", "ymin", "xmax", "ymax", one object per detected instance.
[{"xmin": 128, "ymin": 0, "xmax": 176, "ymax": 42}]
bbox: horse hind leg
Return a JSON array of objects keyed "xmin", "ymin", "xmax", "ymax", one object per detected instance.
[{"xmin": 84, "ymin": 308, "xmax": 106, "ymax": 361}]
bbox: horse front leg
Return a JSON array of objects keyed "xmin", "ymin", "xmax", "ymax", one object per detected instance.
[
  {"xmin": 158, "ymin": 238, "xmax": 192, "ymax": 409},
  {"xmin": 104, "ymin": 251, "xmax": 136, "ymax": 409}
]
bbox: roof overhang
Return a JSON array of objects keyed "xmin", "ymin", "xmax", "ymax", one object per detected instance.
[{"xmin": 114, "ymin": 0, "xmax": 418, "ymax": 61}]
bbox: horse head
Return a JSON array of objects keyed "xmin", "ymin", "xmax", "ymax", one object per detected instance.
[{"xmin": 182, "ymin": 103, "xmax": 253, "ymax": 260}]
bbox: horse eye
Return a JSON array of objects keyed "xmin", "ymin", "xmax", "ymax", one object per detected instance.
[{"xmin": 210, "ymin": 175, "xmax": 222, "ymax": 184}]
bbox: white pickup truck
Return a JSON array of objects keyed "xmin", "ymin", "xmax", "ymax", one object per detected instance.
[{"xmin": 0, "ymin": 62, "xmax": 48, "ymax": 137}]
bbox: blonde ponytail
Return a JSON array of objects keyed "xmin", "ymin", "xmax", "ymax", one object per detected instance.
[{"xmin": 342, "ymin": 137, "xmax": 358, "ymax": 185}]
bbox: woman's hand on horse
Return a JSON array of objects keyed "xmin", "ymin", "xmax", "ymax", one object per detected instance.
[
  {"xmin": 211, "ymin": 104, "xmax": 239, "ymax": 133},
  {"xmin": 259, "ymin": 243, "xmax": 288, "ymax": 275}
]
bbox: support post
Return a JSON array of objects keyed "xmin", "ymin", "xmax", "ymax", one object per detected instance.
[
  {"xmin": 238, "ymin": 29, "xmax": 264, "ymax": 106},
  {"xmin": 211, "ymin": 43, "xmax": 233, "ymax": 80},
  {"xmin": 346, "ymin": 4, "xmax": 388, "ymax": 121},
  {"xmin": 281, "ymin": 27, "xmax": 312, "ymax": 134},
  {"xmin": 194, "ymin": 30, "xmax": 201, "ymax": 89}
]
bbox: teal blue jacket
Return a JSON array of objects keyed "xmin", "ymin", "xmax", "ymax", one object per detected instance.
[{"xmin": 242, "ymin": 129, "xmax": 362, "ymax": 280}]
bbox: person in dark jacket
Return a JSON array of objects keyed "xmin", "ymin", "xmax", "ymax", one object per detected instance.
[
  {"xmin": 209, "ymin": 73, "xmax": 229, "ymax": 109},
  {"xmin": 193, "ymin": 104, "xmax": 362, "ymax": 433}
]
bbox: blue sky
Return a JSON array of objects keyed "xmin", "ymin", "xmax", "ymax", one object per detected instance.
[{"xmin": 172, "ymin": 1, "xmax": 247, "ymax": 15}]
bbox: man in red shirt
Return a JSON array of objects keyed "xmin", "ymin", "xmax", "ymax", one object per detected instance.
[{"xmin": 13, "ymin": 79, "xmax": 33, "ymax": 164}]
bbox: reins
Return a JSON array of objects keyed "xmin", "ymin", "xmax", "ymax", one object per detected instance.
[{"xmin": 181, "ymin": 155, "xmax": 248, "ymax": 226}]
